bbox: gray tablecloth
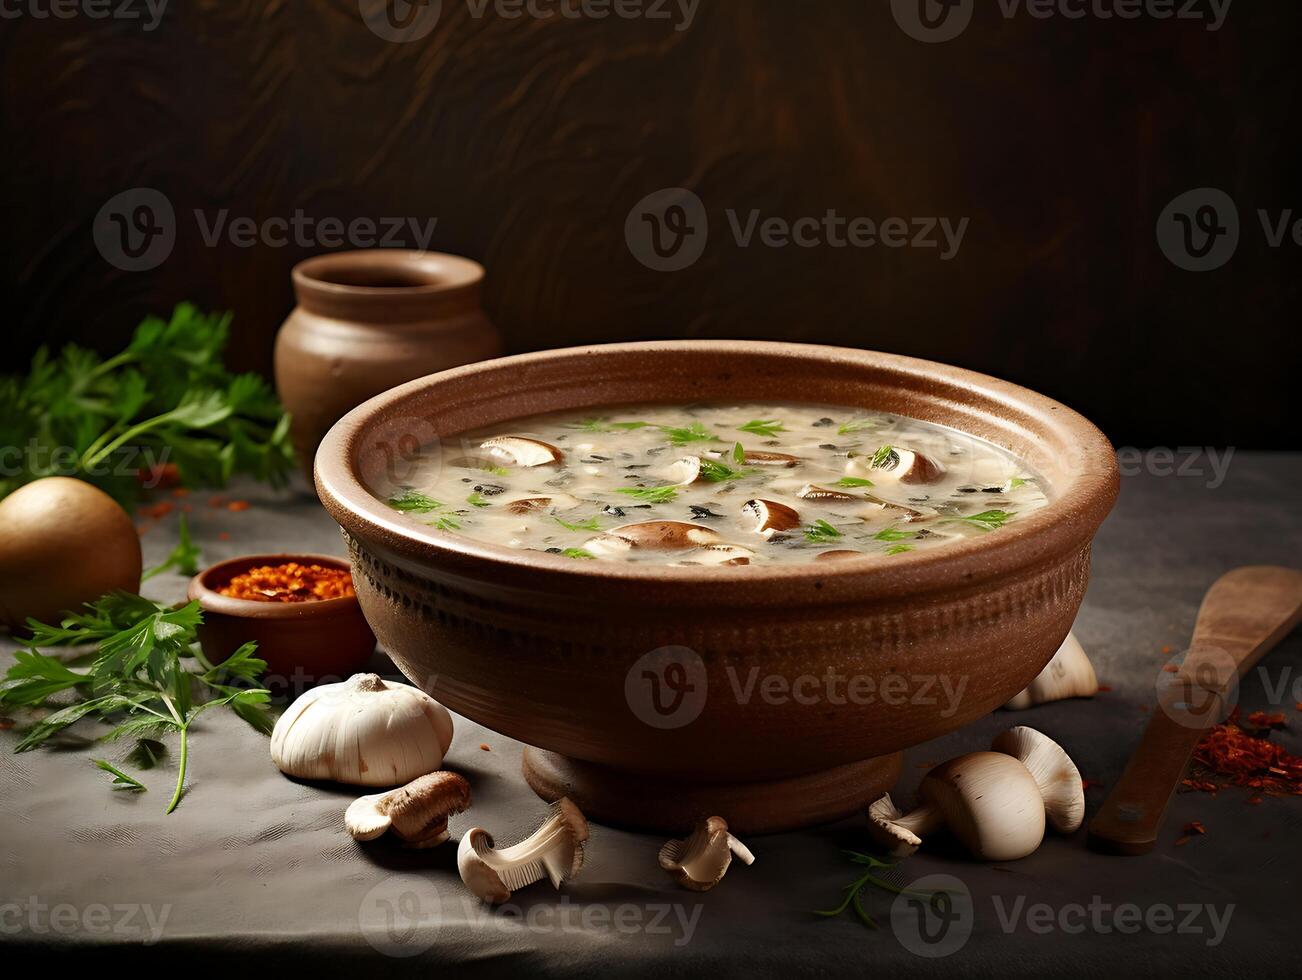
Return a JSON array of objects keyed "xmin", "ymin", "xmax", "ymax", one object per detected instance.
[{"xmin": 3, "ymin": 452, "xmax": 1300, "ymax": 976}]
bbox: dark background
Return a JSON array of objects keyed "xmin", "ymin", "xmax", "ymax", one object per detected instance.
[{"xmin": 1, "ymin": 0, "xmax": 1298, "ymax": 447}]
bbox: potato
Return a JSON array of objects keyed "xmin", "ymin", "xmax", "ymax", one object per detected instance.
[{"xmin": 0, "ymin": 477, "xmax": 142, "ymax": 630}]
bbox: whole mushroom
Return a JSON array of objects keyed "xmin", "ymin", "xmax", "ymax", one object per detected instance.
[
  {"xmin": 1004, "ymin": 632, "xmax": 1099, "ymax": 710},
  {"xmin": 346, "ymin": 771, "xmax": 471, "ymax": 848},
  {"xmin": 868, "ymin": 727, "xmax": 1083, "ymax": 861}
]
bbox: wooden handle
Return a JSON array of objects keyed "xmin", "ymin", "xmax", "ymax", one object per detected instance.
[{"xmin": 1088, "ymin": 566, "xmax": 1302, "ymax": 855}]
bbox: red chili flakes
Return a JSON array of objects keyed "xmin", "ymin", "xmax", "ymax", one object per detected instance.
[
  {"xmin": 227, "ymin": 500, "xmax": 251, "ymax": 513},
  {"xmin": 138, "ymin": 501, "xmax": 174, "ymax": 521},
  {"xmin": 1183, "ymin": 820, "xmax": 1206, "ymax": 836},
  {"xmin": 208, "ymin": 495, "xmax": 227, "ymax": 509},
  {"xmin": 172, "ymin": 488, "xmax": 190, "ymax": 498},
  {"xmin": 1247, "ymin": 796, "xmax": 1264, "ymax": 805},
  {"xmin": 1081, "ymin": 778, "xmax": 1105, "ymax": 791},
  {"xmin": 1161, "ymin": 645, "xmax": 1172, "ymax": 654},
  {"xmin": 479, "ymin": 743, "xmax": 491, "ymax": 752},
  {"xmin": 1184, "ymin": 708, "xmax": 1302, "ymax": 800},
  {"xmin": 1244, "ymin": 711, "xmax": 1287, "ymax": 731},
  {"xmin": 217, "ymin": 531, "xmax": 231, "ymax": 541},
  {"xmin": 1161, "ymin": 663, "xmax": 1179, "ymax": 673},
  {"xmin": 1296, "ymin": 702, "xmax": 1302, "ymax": 712},
  {"xmin": 218, "ymin": 562, "xmax": 355, "ymax": 603},
  {"xmin": 1097, "ymin": 684, "xmax": 1113, "ymax": 692},
  {"xmin": 137, "ymin": 462, "xmax": 180, "ymax": 488},
  {"xmin": 0, "ymin": 717, "xmax": 14, "ymax": 731}
]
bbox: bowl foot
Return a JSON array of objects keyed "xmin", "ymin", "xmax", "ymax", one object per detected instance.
[{"xmin": 521, "ymin": 747, "xmax": 903, "ymax": 835}]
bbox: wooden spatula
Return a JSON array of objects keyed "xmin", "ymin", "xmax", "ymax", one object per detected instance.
[{"xmin": 1088, "ymin": 565, "xmax": 1302, "ymax": 855}]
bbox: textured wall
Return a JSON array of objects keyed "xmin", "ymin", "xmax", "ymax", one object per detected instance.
[{"xmin": 1, "ymin": 0, "xmax": 1298, "ymax": 446}]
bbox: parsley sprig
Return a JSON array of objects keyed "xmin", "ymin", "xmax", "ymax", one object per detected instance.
[
  {"xmin": 738, "ymin": 419, "xmax": 786, "ymax": 437},
  {"xmin": 0, "ymin": 305, "xmax": 294, "ymax": 507},
  {"xmin": 0, "ymin": 593, "xmax": 273, "ymax": 813}
]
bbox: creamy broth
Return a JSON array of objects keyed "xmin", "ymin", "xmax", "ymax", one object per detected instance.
[{"xmin": 375, "ymin": 402, "xmax": 1050, "ymax": 565}]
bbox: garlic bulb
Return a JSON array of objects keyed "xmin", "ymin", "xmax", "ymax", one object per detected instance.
[{"xmin": 270, "ymin": 674, "xmax": 454, "ymax": 786}]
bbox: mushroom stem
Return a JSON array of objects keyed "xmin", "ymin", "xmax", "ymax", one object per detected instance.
[
  {"xmin": 457, "ymin": 798, "xmax": 589, "ymax": 903},
  {"xmin": 1004, "ymin": 632, "xmax": 1098, "ymax": 710}
]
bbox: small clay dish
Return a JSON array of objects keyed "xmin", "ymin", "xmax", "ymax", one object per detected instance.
[{"xmin": 187, "ymin": 554, "xmax": 376, "ymax": 684}]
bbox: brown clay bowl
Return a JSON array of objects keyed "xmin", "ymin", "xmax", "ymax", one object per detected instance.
[
  {"xmin": 314, "ymin": 342, "xmax": 1118, "ymax": 833},
  {"xmin": 188, "ymin": 554, "xmax": 376, "ymax": 685}
]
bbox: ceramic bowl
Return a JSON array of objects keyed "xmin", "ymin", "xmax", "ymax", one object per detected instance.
[
  {"xmin": 188, "ymin": 554, "xmax": 376, "ymax": 685},
  {"xmin": 315, "ymin": 342, "xmax": 1118, "ymax": 833}
]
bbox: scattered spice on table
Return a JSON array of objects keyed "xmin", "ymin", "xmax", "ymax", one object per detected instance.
[
  {"xmin": 218, "ymin": 531, "xmax": 231, "ymax": 541},
  {"xmin": 227, "ymin": 500, "xmax": 251, "ymax": 513},
  {"xmin": 219, "ymin": 562, "xmax": 356, "ymax": 603},
  {"xmin": 1081, "ymin": 777, "xmax": 1105, "ymax": 791},
  {"xmin": 139, "ymin": 501, "xmax": 175, "ymax": 521},
  {"xmin": 1244, "ymin": 710, "xmax": 1287, "ymax": 732},
  {"xmin": 208, "ymin": 495, "xmax": 226, "ymax": 508},
  {"xmin": 1161, "ymin": 645, "xmax": 1172, "ymax": 654},
  {"xmin": 480, "ymin": 743, "xmax": 491, "ymax": 752},
  {"xmin": 1097, "ymin": 684, "xmax": 1113, "ymax": 692},
  {"xmin": 0, "ymin": 717, "xmax": 13, "ymax": 731},
  {"xmin": 1183, "ymin": 708, "xmax": 1302, "ymax": 799}
]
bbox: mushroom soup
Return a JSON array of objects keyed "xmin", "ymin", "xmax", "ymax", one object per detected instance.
[{"xmin": 376, "ymin": 403, "xmax": 1050, "ymax": 565}]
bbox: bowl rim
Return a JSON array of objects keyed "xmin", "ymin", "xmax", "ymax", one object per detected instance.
[
  {"xmin": 188, "ymin": 553, "xmax": 361, "ymax": 619},
  {"xmin": 314, "ymin": 341, "xmax": 1118, "ymax": 600}
]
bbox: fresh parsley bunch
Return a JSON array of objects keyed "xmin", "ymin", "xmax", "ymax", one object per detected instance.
[
  {"xmin": 0, "ymin": 593, "xmax": 273, "ymax": 812},
  {"xmin": 0, "ymin": 304, "xmax": 294, "ymax": 506}
]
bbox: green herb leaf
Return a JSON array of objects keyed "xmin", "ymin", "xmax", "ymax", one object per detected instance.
[
  {"xmin": 387, "ymin": 489, "xmax": 443, "ymax": 513},
  {"xmin": 554, "ymin": 515, "xmax": 602, "ymax": 532},
  {"xmin": 804, "ymin": 519, "xmax": 843, "ymax": 543},
  {"xmin": 141, "ymin": 512, "xmax": 201, "ymax": 582},
  {"xmin": 466, "ymin": 491, "xmax": 491, "ymax": 508},
  {"xmin": 430, "ymin": 515, "xmax": 461, "ymax": 531},
  {"xmin": 885, "ymin": 544, "xmax": 913, "ymax": 556},
  {"xmin": 738, "ymin": 419, "xmax": 785, "ymax": 437},
  {"xmin": 659, "ymin": 422, "xmax": 718, "ymax": 446},
  {"xmin": 616, "ymin": 485, "xmax": 679, "ymax": 503},
  {"xmin": 837, "ymin": 419, "xmax": 876, "ymax": 435},
  {"xmin": 732, "ymin": 441, "xmax": 746, "ymax": 464},
  {"xmin": 697, "ymin": 458, "xmax": 750, "ymax": 483},
  {"xmin": 951, "ymin": 509, "xmax": 1015, "ymax": 530},
  {"xmin": 560, "ymin": 548, "xmax": 596, "ymax": 559},
  {"xmin": 92, "ymin": 759, "xmax": 147, "ymax": 792},
  {"xmin": 873, "ymin": 526, "xmax": 914, "ymax": 542},
  {"xmin": 833, "ymin": 477, "xmax": 875, "ymax": 488},
  {"xmin": 1006, "ymin": 477, "xmax": 1028, "ymax": 490},
  {"xmin": 870, "ymin": 445, "xmax": 896, "ymax": 468}
]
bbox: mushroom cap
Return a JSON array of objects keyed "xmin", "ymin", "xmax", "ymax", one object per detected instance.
[
  {"xmin": 480, "ymin": 436, "xmax": 563, "ymax": 467},
  {"xmin": 919, "ymin": 751, "xmax": 1047, "ymax": 861},
  {"xmin": 602, "ymin": 521, "xmax": 721, "ymax": 550},
  {"xmin": 345, "ymin": 771, "xmax": 472, "ymax": 847},
  {"xmin": 741, "ymin": 498, "xmax": 801, "ymax": 536},
  {"xmin": 849, "ymin": 446, "xmax": 944, "ymax": 485},
  {"xmin": 867, "ymin": 793, "xmax": 923, "ymax": 857},
  {"xmin": 991, "ymin": 726, "xmax": 1085, "ymax": 834},
  {"xmin": 457, "ymin": 829, "xmax": 512, "ymax": 904},
  {"xmin": 1003, "ymin": 632, "xmax": 1098, "ymax": 710},
  {"xmin": 814, "ymin": 549, "xmax": 863, "ymax": 562},
  {"xmin": 270, "ymin": 674, "xmax": 455, "ymax": 787},
  {"xmin": 505, "ymin": 493, "xmax": 580, "ymax": 516},
  {"xmin": 663, "ymin": 456, "xmax": 704, "ymax": 485}
]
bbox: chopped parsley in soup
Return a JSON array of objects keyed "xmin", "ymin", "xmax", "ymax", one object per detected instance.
[{"xmin": 377, "ymin": 403, "xmax": 1050, "ymax": 565}]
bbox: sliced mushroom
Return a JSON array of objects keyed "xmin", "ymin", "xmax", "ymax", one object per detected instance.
[
  {"xmin": 848, "ymin": 445, "xmax": 943, "ymax": 485},
  {"xmin": 481, "ymin": 436, "xmax": 564, "ymax": 467},
  {"xmin": 859, "ymin": 496, "xmax": 937, "ymax": 524},
  {"xmin": 707, "ymin": 449, "xmax": 799, "ymax": 467},
  {"xmin": 740, "ymin": 498, "xmax": 801, "ymax": 537},
  {"xmin": 659, "ymin": 816, "xmax": 755, "ymax": 891},
  {"xmin": 814, "ymin": 549, "xmax": 862, "ymax": 562},
  {"xmin": 677, "ymin": 544, "xmax": 754, "ymax": 566},
  {"xmin": 1003, "ymin": 632, "xmax": 1098, "ymax": 710},
  {"xmin": 457, "ymin": 798, "xmax": 589, "ymax": 904},
  {"xmin": 448, "ymin": 455, "xmax": 504, "ymax": 472},
  {"xmin": 597, "ymin": 521, "xmax": 721, "ymax": 550},
  {"xmin": 345, "ymin": 771, "xmax": 471, "ymax": 848},
  {"xmin": 991, "ymin": 726, "xmax": 1085, "ymax": 834},
  {"xmin": 505, "ymin": 493, "xmax": 580, "ymax": 516},
  {"xmin": 797, "ymin": 484, "xmax": 859, "ymax": 503}
]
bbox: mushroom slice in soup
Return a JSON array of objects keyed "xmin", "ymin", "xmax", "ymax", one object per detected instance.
[
  {"xmin": 707, "ymin": 448, "xmax": 800, "ymax": 467},
  {"xmin": 847, "ymin": 445, "xmax": 943, "ymax": 485},
  {"xmin": 595, "ymin": 521, "xmax": 722, "ymax": 551},
  {"xmin": 797, "ymin": 483, "xmax": 859, "ymax": 503},
  {"xmin": 505, "ymin": 493, "xmax": 580, "ymax": 516},
  {"xmin": 814, "ymin": 549, "xmax": 863, "ymax": 562},
  {"xmin": 677, "ymin": 544, "xmax": 754, "ymax": 566},
  {"xmin": 859, "ymin": 496, "xmax": 937, "ymax": 524},
  {"xmin": 481, "ymin": 436, "xmax": 564, "ymax": 467},
  {"xmin": 662, "ymin": 456, "xmax": 705, "ymax": 486},
  {"xmin": 740, "ymin": 498, "xmax": 801, "ymax": 537}
]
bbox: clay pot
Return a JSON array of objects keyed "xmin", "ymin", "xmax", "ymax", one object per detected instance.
[
  {"xmin": 188, "ymin": 553, "xmax": 376, "ymax": 687},
  {"xmin": 275, "ymin": 250, "xmax": 501, "ymax": 483},
  {"xmin": 315, "ymin": 342, "xmax": 1119, "ymax": 834}
]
